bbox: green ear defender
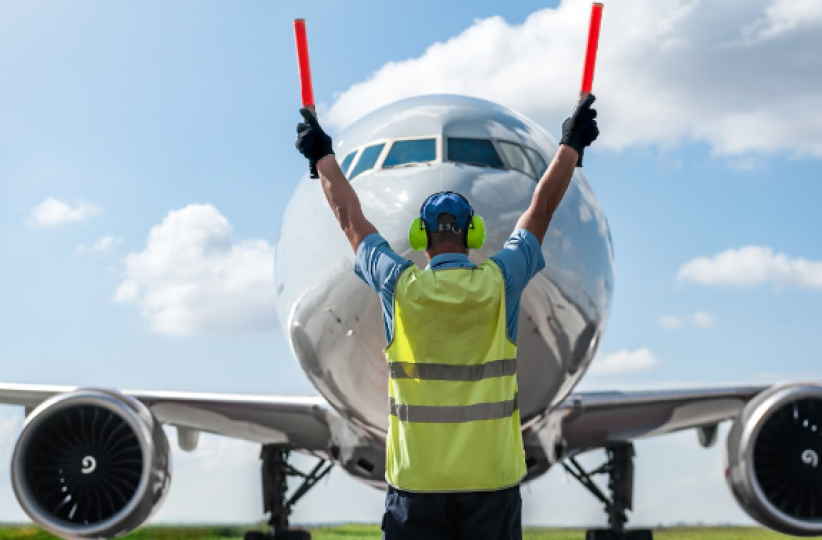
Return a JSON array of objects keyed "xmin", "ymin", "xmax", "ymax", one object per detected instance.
[
  {"xmin": 409, "ymin": 217, "xmax": 429, "ymax": 251},
  {"xmin": 466, "ymin": 215, "xmax": 486, "ymax": 250},
  {"xmin": 408, "ymin": 214, "xmax": 486, "ymax": 251},
  {"xmin": 409, "ymin": 192, "xmax": 486, "ymax": 251}
]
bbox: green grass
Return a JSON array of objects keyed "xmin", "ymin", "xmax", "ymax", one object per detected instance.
[{"xmin": 0, "ymin": 525, "xmax": 795, "ymax": 539}]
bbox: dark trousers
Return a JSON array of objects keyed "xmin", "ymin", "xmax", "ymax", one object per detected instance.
[{"xmin": 382, "ymin": 484, "xmax": 522, "ymax": 540}]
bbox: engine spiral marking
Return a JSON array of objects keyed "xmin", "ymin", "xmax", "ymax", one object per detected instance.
[
  {"xmin": 802, "ymin": 449, "xmax": 818, "ymax": 468},
  {"xmin": 81, "ymin": 456, "xmax": 97, "ymax": 475}
]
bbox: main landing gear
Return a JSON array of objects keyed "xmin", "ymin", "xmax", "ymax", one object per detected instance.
[
  {"xmin": 561, "ymin": 443, "xmax": 653, "ymax": 540},
  {"xmin": 244, "ymin": 444, "xmax": 333, "ymax": 540}
]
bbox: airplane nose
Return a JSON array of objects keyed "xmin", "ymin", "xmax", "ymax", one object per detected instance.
[{"xmin": 354, "ymin": 164, "xmax": 536, "ymax": 257}]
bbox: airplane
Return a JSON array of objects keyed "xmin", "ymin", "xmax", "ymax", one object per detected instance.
[{"xmin": 1, "ymin": 94, "xmax": 820, "ymax": 540}]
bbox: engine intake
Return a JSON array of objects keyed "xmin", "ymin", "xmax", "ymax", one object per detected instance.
[
  {"xmin": 12, "ymin": 389, "xmax": 171, "ymax": 539},
  {"xmin": 726, "ymin": 382, "xmax": 822, "ymax": 536}
]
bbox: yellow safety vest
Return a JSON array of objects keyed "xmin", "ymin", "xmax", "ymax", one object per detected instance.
[{"xmin": 384, "ymin": 259, "xmax": 526, "ymax": 492}]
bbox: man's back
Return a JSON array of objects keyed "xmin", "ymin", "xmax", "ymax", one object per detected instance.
[
  {"xmin": 391, "ymin": 260, "xmax": 508, "ymax": 365},
  {"xmin": 386, "ymin": 259, "xmax": 525, "ymax": 492},
  {"xmin": 354, "ymin": 230, "xmax": 546, "ymax": 352}
]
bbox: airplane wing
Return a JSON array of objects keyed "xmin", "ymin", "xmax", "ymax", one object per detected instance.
[
  {"xmin": 525, "ymin": 384, "xmax": 770, "ymax": 461},
  {"xmin": 523, "ymin": 382, "xmax": 822, "ymax": 537},
  {"xmin": 0, "ymin": 383, "xmax": 333, "ymax": 454},
  {"xmin": 0, "ymin": 382, "xmax": 772, "ymax": 457}
]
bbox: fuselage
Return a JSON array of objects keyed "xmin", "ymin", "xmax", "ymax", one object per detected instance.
[{"xmin": 274, "ymin": 95, "xmax": 614, "ymax": 436}]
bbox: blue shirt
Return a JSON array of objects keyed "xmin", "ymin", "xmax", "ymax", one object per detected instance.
[{"xmin": 354, "ymin": 229, "xmax": 546, "ymax": 344}]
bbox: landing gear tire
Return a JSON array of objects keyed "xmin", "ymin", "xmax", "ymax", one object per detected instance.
[
  {"xmin": 562, "ymin": 443, "xmax": 653, "ymax": 540},
  {"xmin": 585, "ymin": 531, "xmax": 610, "ymax": 540},
  {"xmin": 244, "ymin": 444, "xmax": 333, "ymax": 540},
  {"xmin": 244, "ymin": 531, "xmax": 311, "ymax": 540},
  {"xmin": 586, "ymin": 531, "xmax": 612, "ymax": 540},
  {"xmin": 280, "ymin": 531, "xmax": 312, "ymax": 540},
  {"xmin": 585, "ymin": 531, "xmax": 653, "ymax": 540}
]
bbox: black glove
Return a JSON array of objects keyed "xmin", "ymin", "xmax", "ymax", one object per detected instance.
[
  {"xmin": 560, "ymin": 94, "xmax": 600, "ymax": 167},
  {"xmin": 295, "ymin": 107, "xmax": 334, "ymax": 178}
]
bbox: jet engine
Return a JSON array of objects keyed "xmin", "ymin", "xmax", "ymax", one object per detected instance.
[
  {"xmin": 726, "ymin": 382, "xmax": 822, "ymax": 536},
  {"xmin": 11, "ymin": 389, "xmax": 171, "ymax": 539}
]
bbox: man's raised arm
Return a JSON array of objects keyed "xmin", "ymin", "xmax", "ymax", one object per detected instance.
[
  {"xmin": 295, "ymin": 108, "xmax": 378, "ymax": 252},
  {"xmin": 516, "ymin": 95, "xmax": 600, "ymax": 244}
]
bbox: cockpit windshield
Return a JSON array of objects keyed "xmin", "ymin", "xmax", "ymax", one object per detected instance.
[
  {"xmin": 383, "ymin": 139, "xmax": 436, "ymax": 168},
  {"xmin": 498, "ymin": 141, "xmax": 535, "ymax": 178},
  {"xmin": 349, "ymin": 143, "xmax": 385, "ymax": 180},
  {"xmin": 343, "ymin": 136, "xmax": 546, "ymax": 180},
  {"xmin": 447, "ymin": 138, "xmax": 504, "ymax": 169}
]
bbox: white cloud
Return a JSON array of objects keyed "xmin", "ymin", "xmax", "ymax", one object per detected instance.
[
  {"xmin": 75, "ymin": 235, "xmax": 124, "ymax": 255},
  {"xmin": 324, "ymin": 0, "xmax": 822, "ymax": 158},
  {"xmin": 736, "ymin": 0, "xmax": 822, "ymax": 45},
  {"xmin": 678, "ymin": 246, "xmax": 822, "ymax": 289},
  {"xmin": 28, "ymin": 197, "xmax": 101, "ymax": 227},
  {"xmin": 114, "ymin": 204, "xmax": 278, "ymax": 335},
  {"xmin": 588, "ymin": 348, "xmax": 660, "ymax": 376},
  {"xmin": 692, "ymin": 311, "xmax": 716, "ymax": 328},
  {"xmin": 660, "ymin": 312, "xmax": 715, "ymax": 329},
  {"xmin": 659, "ymin": 315, "xmax": 683, "ymax": 329}
]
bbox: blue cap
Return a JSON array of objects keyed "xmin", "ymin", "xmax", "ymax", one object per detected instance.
[{"xmin": 421, "ymin": 192, "xmax": 474, "ymax": 231}]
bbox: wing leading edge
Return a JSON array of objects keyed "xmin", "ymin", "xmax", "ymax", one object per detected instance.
[
  {"xmin": 0, "ymin": 383, "xmax": 333, "ymax": 454},
  {"xmin": 525, "ymin": 385, "xmax": 770, "ymax": 462}
]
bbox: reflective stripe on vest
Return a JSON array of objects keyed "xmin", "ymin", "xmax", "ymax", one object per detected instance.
[
  {"xmin": 389, "ymin": 393, "xmax": 519, "ymax": 423},
  {"xmin": 387, "ymin": 358, "xmax": 517, "ymax": 381},
  {"xmin": 384, "ymin": 259, "xmax": 526, "ymax": 493}
]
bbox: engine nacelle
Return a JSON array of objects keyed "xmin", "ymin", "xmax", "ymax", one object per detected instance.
[
  {"xmin": 726, "ymin": 382, "xmax": 822, "ymax": 536},
  {"xmin": 11, "ymin": 389, "xmax": 171, "ymax": 539}
]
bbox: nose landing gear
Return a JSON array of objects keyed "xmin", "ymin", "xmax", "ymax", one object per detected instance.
[
  {"xmin": 244, "ymin": 444, "xmax": 333, "ymax": 540},
  {"xmin": 561, "ymin": 443, "xmax": 653, "ymax": 540}
]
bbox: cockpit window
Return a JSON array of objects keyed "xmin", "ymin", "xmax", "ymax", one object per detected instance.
[
  {"xmin": 498, "ymin": 141, "xmax": 535, "ymax": 178},
  {"xmin": 525, "ymin": 147, "xmax": 547, "ymax": 177},
  {"xmin": 340, "ymin": 150, "xmax": 357, "ymax": 175},
  {"xmin": 349, "ymin": 143, "xmax": 385, "ymax": 180},
  {"xmin": 447, "ymin": 138, "xmax": 504, "ymax": 169},
  {"xmin": 383, "ymin": 139, "xmax": 436, "ymax": 169}
]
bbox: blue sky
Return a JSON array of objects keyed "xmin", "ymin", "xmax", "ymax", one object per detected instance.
[{"xmin": 1, "ymin": 0, "xmax": 821, "ymax": 528}]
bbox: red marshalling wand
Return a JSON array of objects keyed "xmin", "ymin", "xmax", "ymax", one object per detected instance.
[
  {"xmin": 575, "ymin": 3, "xmax": 603, "ymax": 167},
  {"xmin": 293, "ymin": 18, "xmax": 319, "ymax": 178},
  {"xmin": 580, "ymin": 2, "xmax": 604, "ymax": 102},
  {"xmin": 293, "ymin": 19, "xmax": 314, "ymax": 110}
]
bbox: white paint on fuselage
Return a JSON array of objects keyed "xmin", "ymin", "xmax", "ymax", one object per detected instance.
[{"xmin": 274, "ymin": 95, "xmax": 614, "ymax": 434}]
